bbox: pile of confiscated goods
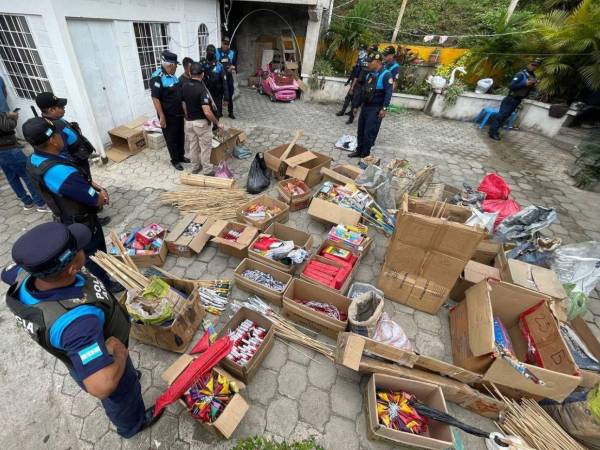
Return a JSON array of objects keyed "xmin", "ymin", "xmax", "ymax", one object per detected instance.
[{"xmin": 107, "ymin": 131, "xmax": 600, "ymax": 448}]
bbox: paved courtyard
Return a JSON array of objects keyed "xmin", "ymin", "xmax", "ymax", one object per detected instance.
[{"xmin": 1, "ymin": 89, "xmax": 599, "ymax": 450}]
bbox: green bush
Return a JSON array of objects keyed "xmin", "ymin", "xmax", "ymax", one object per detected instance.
[
  {"xmin": 232, "ymin": 437, "xmax": 324, "ymax": 450},
  {"xmin": 312, "ymin": 57, "xmax": 336, "ymax": 77}
]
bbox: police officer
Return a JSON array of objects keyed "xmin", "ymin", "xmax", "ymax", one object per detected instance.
[
  {"xmin": 336, "ymin": 46, "xmax": 367, "ymax": 119},
  {"xmin": 2, "ymin": 222, "xmax": 163, "ymax": 438},
  {"xmin": 179, "ymin": 57, "xmax": 194, "ymax": 86},
  {"xmin": 346, "ymin": 44, "xmax": 378, "ymax": 125},
  {"xmin": 349, "ymin": 52, "xmax": 393, "ymax": 158},
  {"xmin": 216, "ymin": 36, "xmax": 236, "ymax": 119},
  {"xmin": 383, "ymin": 46, "xmax": 400, "ymax": 89},
  {"xmin": 21, "ymin": 117, "xmax": 119, "ymax": 292},
  {"xmin": 489, "ymin": 58, "xmax": 542, "ymax": 141},
  {"xmin": 203, "ymin": 45, "xmax": 229, "ymax": 121},
  {"xmin": 150, "ymin": 50, "xmax": 189, "ymax": 170},
  {"xmin": 36, "ymin": 92, "xmax": 110, "ymax": 226}
]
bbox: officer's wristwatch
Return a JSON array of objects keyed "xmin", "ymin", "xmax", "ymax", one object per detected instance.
[{"xmin": 383, "ymin": 107, "xmax": 388, "ymax": 111}]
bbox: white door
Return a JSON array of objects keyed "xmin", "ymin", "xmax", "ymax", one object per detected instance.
[{"xmin": 67, "ymin": 19, "xmax": 132, "ymax": 146}]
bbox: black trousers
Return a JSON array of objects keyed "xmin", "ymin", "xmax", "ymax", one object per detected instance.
[
  {"xmin": 225, "ymin": 76, "xmax": 234, "ymax": 115},
  {"xmin": 489, "ymin": 96, "xmax": 521, "ymax": 136},
  {"xmin": 339, "ymin": 90, "xmax": 352, "ymax": 113},
  {"xmin": 356, "ymin": 105, "xmax": 383, "ymax": 157},
  {"xmin": 82, "ymin": 219, "xmax": 111, "ymax": 287},
  {"xmin": 212, "ymin": 91, "xmax": 224, "ymax": 118},
  {"xmin": 162, "ymin": 115, "xmax": 185, "ymax": 163}
]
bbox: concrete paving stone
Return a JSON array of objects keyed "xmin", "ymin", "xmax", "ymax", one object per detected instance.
[
  {"xmin": 266, "ymin": 396, "xmax": 299, "ymax": 438},
  {"xmin": 323, "ymin": 415, "xmax": 360, "ymax": 450},
  {"xmin": 150, "ymin": 413, "xmax": 179, "ymax": 449},
  {"xmin": 307, "ymin": 353, "xmax": 338, "ymax": 390},
  {"xmin": 355, "ymin": 413, "xmax": 394, "ymax": 450},
  {"xmin": 95, "ymin": 430, "xmax": 123, "ymax": 450},
  {"xmin": 71, "ymin": 390, "xmax": 101, "ymax": 418},
  {"xmin": 299, "ymin": 386, "xmax": 330, "ymax": 431},
  {"xmin": 415, "ymin": 331, "xmax": 446, "ymax": 361},
  {"xmin": 337, "ymin": 363, "xmax": 362, "ymax": 382},
  {"xmin": 142, "ymin": 386, "xmax": 164, "ymax": 408},
  {"xmin": 289, "ymin": 421, "xmax": 323, "ymax": 445},
  {"xmin": 262, "ymin": 340, "xmax": 288, "ymax": 371},
  {"xmin": 185, "ymin": 261, "xmax": 208, "ymax": 279},
  {"xmin": 121, "ymin": 427, "xmax": 151, "ymax": 450},
  {"xmin": 80, "ymin": 407, "xmax": 110, "ymax": 442},
  {"xmin": 389, "ymin": 312, "xmax": 417, "ymax": 340},
  {"xmin": 277, "ymin": 360, "xmax": 308, "ymax": 399},
  {"xmin": 233, "ymin": 403, "xmax": 267, "ymax": 439},
  {"xmin": 414, "ymin": 310, "xmax": 441, "ymax": 333},
  {"xmin": 286, "ymin": 342, "xmax": 316, "ymax": 366},
  {"xmin": 330, "ymin": 378, "xmax": 363, "ymax": 420},
  {"xmin": 247, "ymin": 367, "xmax": 279, "ymax": 405}
]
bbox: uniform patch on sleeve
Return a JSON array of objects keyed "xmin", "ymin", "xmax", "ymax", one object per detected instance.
[
  {"xmin": 87, "ymin": 186, "xmax": 96, "ymax": 197},
  {"xmin": 154, "ymin": 81, "xmax": 161, "ymax": 88},
  {"xmin": 78, "ymin": 342, "xmax": 103, "ymax": 365},
  {"xmin": 388, "ymin": 78, "xmax": 393, "ymax": 84}
]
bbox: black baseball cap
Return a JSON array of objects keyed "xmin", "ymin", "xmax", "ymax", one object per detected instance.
[
  {"xmin": 222, "ymin": 36, "xmax": 231, "ymax": 44},
  {"xmin": 190, "ymin": 62, "xmax": 203, "ymax": 76},
  {"xmin": 161, "ymin": 50, "xmax": 179, "ymax": 65},
  {"xmin": 35, "ymin": 92, "xmax": 67, "ymax": 110},
  {"xmin": 22, "ymin": 117, "xmax": 57, "ymax": 146},
  {"xmin": 206, "ymin": 44, "xmax": 216, "ymax": 54},
  {"xmin": 12, "ymin": 222, "xmax": 91, "ymax": 278},
  {"xmin": 367, "ymin": 52, "xmax": 384, "ymax": 62},
  {"xmin": 383, "ymin": 46, "xmax": 396, "ymax": 56}
]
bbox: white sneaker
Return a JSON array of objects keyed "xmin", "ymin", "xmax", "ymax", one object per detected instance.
[
  {"xmin": 23, "ymin": 203, "xmax": 35, "ymax": 211},
  {"xmin": 36, "ymin": 206, "xmax": 51, "ymax": 213}
]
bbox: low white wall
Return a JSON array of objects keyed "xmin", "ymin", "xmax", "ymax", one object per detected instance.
[{"xmin": 519, "ymin": 99, "xmax": 577, "ymax": 138}]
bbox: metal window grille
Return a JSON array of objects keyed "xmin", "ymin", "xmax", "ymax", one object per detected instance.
[
  {"xmin": 0, "ymin": 14, "xmax": 51, "ymax": 100},
  {"xmin": 198, "ymin": 24, "xmax": 209, "ymax": 60},
  {"xmin": 133, "ymin": 22, "xmax": 170, "ymax": 90}
]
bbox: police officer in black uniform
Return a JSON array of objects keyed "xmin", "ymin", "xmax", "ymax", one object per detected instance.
[
  {"xmin": 216, "ymin": 36, "xmax": 236, "ymax": 119},
  {"xmin": 203, "ymin": 45, "xmax": 229, "ymax": 120},
  {"xmin": 150, "ymin": 50, "xmax": 190, "ymax": 170},
  {"xmin": 346, "ymin": 44, "xmax": 378, "ymax": 125},
  {"xmin": 2, "ymin": 222, "xmax": 162, "ymax": 438},
  {"xmin": 489, "ymin": 58, "xmax": 542, "ymax": 141},
  {"xmin": 336, "ymin": 46, "xmax": 368, "ymax": 120},
  {"xmin": 349, "ymin": 52, "xmax": 393, "ymax": 158}
]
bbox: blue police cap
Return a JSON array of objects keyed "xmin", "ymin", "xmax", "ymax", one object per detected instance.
[{"xmin": 12, "ymin": 222, "xmax": 91, "ymax": 278}]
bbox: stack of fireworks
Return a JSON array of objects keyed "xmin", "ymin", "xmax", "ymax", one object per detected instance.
[
  {"xmin": 197, "ymin": 280, "xmax": 231, "ymax": 315},
  {"xmin": 242, "ymin": 203, "xmax": 282, "ymax": 221},
  {"xmin": 241, "ymin": 269, "xmax": 286, "ymax": 292},
  {"xmin": 109, "ymin": 223, "xmax": 165, "ymax": 257},
  {"xmin": 292, "ymin": 299, "xmax": 347, "ymax": 321},
  {"xmin": 327, "ymin": 224, "xmax": 369, "ymax": 252},
  {"xmin": 222, "ymin": 229, "xmax": 242, "ymax": 241},
  {"xmin": 251, "ymin": 235, "xmax": 309, "ymax": 265},
  {"xmin": 377, "ymin": 390, "xmax": 428, "ymax": 434},
  {"xmin": 281, "ymin": 179, "xmax": 309, "ymax": 197},
  {"xmin": 302, "ymin": 245, "xmax": 357, "ymax": 290},
  {"xmin": 185, "ymin": 371, "xmax": 238, "ymax": 423},
  {"xmin": 225, "ymin": 319, "xmax": 267, "ymax": 367}
]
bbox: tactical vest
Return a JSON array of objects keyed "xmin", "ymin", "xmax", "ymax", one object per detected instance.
[
  {"xmin": 362, "ymin": 69, "xmax": 391, "ymax": 104},
  {"xmin": 216, "ymin": 49, "xmax": 234, "ymax": 68},
  {"xmin": 5, "ymin": 271, "xmax": 130, "ymax": 369},
  {"xmin": 357, "ymin": 59, "xmax": 370, "ymax": 84},
  {"xmin": 510, "ymin": 70, "xmax": 535, "ymax": 99},
  {"xmin": 26, "ymin": 155, "xmax": 98, "ymax": 229},
  {"xmin": 52, "ymin": 119, "xmax": 94, "ymax": 163}
]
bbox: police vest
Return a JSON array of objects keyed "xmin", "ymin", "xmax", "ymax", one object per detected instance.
[
  {"xmin": 26, "ymin": 155, "xmax": 98, "ymax": 229},
  {"xmin": 52, "ymin": 119, "xmax": 94, "ymax": 163},
  {"xmin": 363, "ymin": 69, "xmax": 391, "ymax": 104},
  {"xmin": 5, "ymin": 271, "xmax": 130, "ymax": 369},
  {"xmin": 386, "ymin": 62, "xmax": 400, "ymax": 78},
  {"xmin": 510, "ymin": 70, "xmax": 535, "ymax": 99},
  {"xmin": 216, "ymin": 49, "xmax": 234, "ymax": 68},
  {"xmin": 357, "ymin": 59, "xmax": 370, "ymax": 84}
]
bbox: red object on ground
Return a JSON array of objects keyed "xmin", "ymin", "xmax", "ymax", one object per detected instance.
[
  {"xmin": 189, "ymin": 331, "xmax": 210, "ymax": 355},
  {"xmin": 153, "ymin": 335, "xmax": 233, "ymax": 417},
  {"xmin": 483, "ymin": 198, "xmax": 521, "ymax": 230},
  {"xmin": 478, "ymin": 173, "xmax": 510, "ymax": 200}
]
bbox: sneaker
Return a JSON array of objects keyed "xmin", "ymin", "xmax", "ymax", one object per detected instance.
[
  {"xmin": 139, "ymin": 405, "xmax": 164, "ymax": 433},
  {"xmin": 23, "ymin": 203, "xmax": 35, "ymax": 211},
  {"xmin": 36, "ymin": 206, "xmax": 51, "ymax": 213}
]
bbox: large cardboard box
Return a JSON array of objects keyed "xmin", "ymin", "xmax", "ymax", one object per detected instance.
[
  {"xmin": 276, "ymin": 178, "xmax": 312, "ymax": 211},
  {"xmin": 216, "ymin": 307, "xmax": 275, "ymax": 383},
  {"xmin": 450, "ymin": 280, "xmax": 581, "ymax": 401},
  {"xmin": 450, "ymin": 260, "xmax": 501, "ymax": 301},
  {"xmin": 365, "ymin": 374, "xmax": 453, "ymax": 450},
  {"xmin": 161, "ymin": 361, "xmax": 248, "ymax": 439},
  {"xmin": 211, "ymin": 127, "xmax": 245, "ymax": 165},
  {"xmin": 377, "ymin": 209, "xmax": 484, "ymax": 314},
  {"xmin": 233, "ymin": 258, "xmax": 292, "ymax": 305},
  {"xmin": 264, "ymin": 143, "xmax": 331, "ymax": 187},
  {"xmin": 282, "ymin": 278, "xmax": 351, "ymax": 338},
  {"xmin": 248, "ymin": 222, "xmax": 313, "ymax": 273},
  {"xmin": 107, "ymin": 120, "xmax": 147, "ymax": 162},
  {"xmin": 406, "ymin": 197, "xmax": 472, "ymax": 224},
  {"xmin": 307, "ymin": 196, "xmax": 362, "ymax": 226},
  {"xmin": 236, "ymin": 194, "xmax": 290, "ymax": 231},
  {"xmin": 124, "ymin": 240, "xmax": 168, "ymax": 268},
  {"xmin": 125, "ymin": 277, "xmax": 205, "ymax": 353},
  {"xmin": 206, "ymin": 221, "xmax": 259, "ymax": 260},
  {"xmin": 320, "ymin": 165, "xmax": 363, "ymax": 186},
  {"xmin": 165, "ymin": 214, "xmax": 215, "ymax": 257}
]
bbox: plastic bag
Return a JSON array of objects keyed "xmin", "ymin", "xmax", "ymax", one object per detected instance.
[
  {"xmin": 477, "ymin": 173, "xmax": 510, "ymax": 200},
  {"xmin": 560, "ymin": 323, "xmax": 600, "ymax": 372},
  {"xmin": 233, "ymin": 145, "xmax": 252, "ymax": 159},
  {"xmin": 465, "ymin": 208, "xmax": 499, "ymax": 233},
  {"xmin": 482, "ymin": 198, "xmax": 521, "ymax": 230},
  {"xmin": 563, "ymin": 283, "xmax": 588, "ymax": 320},
  {"xmin": 551, "ymin": 241, "xmax": 600, "ymax": 296},
  {"xmin": 215, "ymin": 161, "xmax": 233, "ymax": 179},
  {"xmin": 335, "ymin": 134, "xmax": 357, "ymax": 152},
  {"xmin": 372, "ymin": 312, "xmax": 412, "ymax": 351},
  {"xmin": 355, "ymin": 165, "xmax": 396, "ymax": 210},
  {"xmin": 494, "ymin": 205, "xmax": 556, "ymax": 242},
  {"xmin": 246, "ymin": 153, "xmax": 270, "ymax": 194}
]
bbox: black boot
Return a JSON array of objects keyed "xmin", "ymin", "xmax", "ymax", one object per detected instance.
[
  {"xmin": 347, "ymin": 151, "xmax": 362, "ymax": 158},
  {"xmin": 345, "ymin": 114, "xmax": 354, "ymax": 125},
  {"xmin": 139, "ymin": 405, "xmax": 164, "ymax": 432},
  {"xmin": 336, "ymin": 110, "xmax": 345, "ymax": 116}
]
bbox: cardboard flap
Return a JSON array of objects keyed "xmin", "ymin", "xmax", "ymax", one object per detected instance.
[
  {"xmin": 286, "ymin": 164, "xmax": 310, "ymax": 180},
  {"xmin": 206, "ymin": 220, "xmax": 229, "ymax": 237},
  {"xmin": 338, "ymin": 333, "xmax": 366, "ymax": 371},
  {"xmin": 463, "ymin": 260, "xmax": 501, "ymax": 284},
  {"xmin": 189, "ymin": 217, "xmax": 215, "ymax": 253},
  {"xmin": 105, "ymin": 148, "xmax": 133, "ymax": 163},
  {"xmin": 169, "ymin": 214, "xmax": 195, "ymax": 240},
  {"xmin": 214, "ymin": 394, "xmax": 249, "ymax": 438},
  {"xmin": 531, "ymin": 266, "xmax": 567, "ymax": 299},
  {"xmin": 284, "ymin": 151, "xmax": 317, "ymax": 168},
  {"xmin": 466, "ymin": 282, "xmax": 495, "ymax": 356},
  {"xmin": 161, "ymin": 354, "xmax": 194, "ymax": 384},
  {"xmin": 238, "ymin": 225, "xmax": 259, "ymax": 245}
]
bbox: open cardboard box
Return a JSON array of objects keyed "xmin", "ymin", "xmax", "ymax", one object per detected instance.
[
  {"xmin": 161, "ymin": 361, "xmax": 248, "ymax": 439},
  {"xmin": 282, "ymin": 278, "xmax": 351, "ymax": 338},
  {"xmin": 450, "ymin": 280, "xmax": 581, "ymax": 401},
  {"xmin": 420, "ymin": 183, "xmax": 463, "ymax": 203},
  {"xmin": 123, "ymin": 277, "xmax": 205, "ymax": 353},
  {"xmin": 165, "ymin": 213, "xmax": 215, "ymax": 257},
  {"xmin": 206, "ymin": 220, "xmax": 259, "ymax": 260},
  {"xmin": 216, "ymin": 307, "xmax": 275, "ymax": 383},
  {"xmin": 211, "ymin": 127, "xmax": 245, "ymax": 165},
  {"xmin": 114, "ymin": 238, "xmax": 168, "ymax": 268},
  {"xmin": 365, "ymin": 374, "xmax": 453, "ymax": 450},
  {"xmin": 236, "ymin": 194, "xmax": 290, "ymax": 231},
  {"xmin": 406, "ymin": 197, "xmax": 472, "ymax": 224},
  {"xmin": 300, "ymin": 254, "xmax": 355, "ymax": 295},
  {"xmin": 307, "ymin": 196, "xmax": 362, "ymax": 226},
  {"xmin": 106, "ymin": 117, "xmax": 148, "ymax": 162},
  {"xmin": 320, "ymin": 165, "xmax": 363, "ymax": 186},
  {"xmin": 233, "ymin": 258, "xmax": 292, "ymax": 305},
  {"xmin": 276, "ymin": 178, "xmax": 312, "ymax": 211},
  {"xmin": 263, "ymin": 143, "xmax": 331, "ymax": 187},
  {"xmin": 248, "ymin": 222, "xmax": 313, "ymax": 273}
]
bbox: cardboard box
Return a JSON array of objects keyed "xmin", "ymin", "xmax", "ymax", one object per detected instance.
[
  {"xmin": 144, "ymin": 131, "xmax": 165, "ymax": 149},
  {"xmin": 307, "ymin": 196, "xmax": 362, "ymax": 226},
  {"xmin": 248, "ymin": 222, "xmax": 313, "ymax": 273},
  {"xmin": 216, "ymin": 307, "xmax": 275, "ymax": 383},
  {"xmin": 320, "ymin": 165, "xmax": 363, "ymax": 186},
  {"xmin": 126, "ymin": 240, "xmax": 168, "ymax": 268},
  {"xmin": 233, "ymin": 258, "xmax": 292, "ymax": 305},
  {"xmin": 276, "ymin": 178, "xmax": 312, "ymax": 211},
  {"xmin": 282, "ymin": 278, "xmax": 351, "ymax": 338},
  {"xmin": 407, "ymin": 197, "xmax": 472, "ymax": 224},
  {"xmin": 107, "ymin": 121, "xmax": 147, "ymax": 162},
  {"xmin": 236, "ymin": 194, "xmax": 290, "ymax": 231},
  {"xmin": 570, "ymin": 316, "xmax": 600, "ymax": 388},
  {"xmin": 211, "ymin": 128, "xmax": 245, "ymax": 165},
  {"xmin": 366, "ymin": 374, "xmax": 453, "ymax": 450},
  {"xmin": 125, "ymin": 277, "xmax": 205, "ymax": 353},
  {"xmin": 300, "ymin": 252, "xmax": 355, "ymax": 295},
  {"xmin": 450, "ymin": 260, "xmax": 501, "ymax": 301},
  {"xmin": 161, "ymin": 361, "xmax": 248, "ymax": 439},
  {"xmin": 377, "ymin": 209, "xmax": 484, "ymax": 314},
  {"xmin": 450, "ymin": 280, "xmax": 581, "ymax": 401},
  {"xmin": 165, "ymin": 214, "xmax": 215, "ymax": 257},
  {"xmin": 264, "ymin": 143, "xmax": 331, "ymax": 187},
  {"xmin": 206, "ymin": 221, "xmax": 259, "ymax": 260},
  {"xmin": 420, "ymin": 183, "xmax": 462, "ymax": 203}
]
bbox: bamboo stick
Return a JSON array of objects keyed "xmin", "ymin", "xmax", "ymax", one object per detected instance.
[
  {"xmin": 160, "ymin": 187, "xmax": 253, "ymax": 219},
  {"xmin": 180, "ymin": 173, "xmax": 236, "ymax": 189},
  {"xmin": 109, "ymin": 231, "xmax": 137, "ymax": 270}
]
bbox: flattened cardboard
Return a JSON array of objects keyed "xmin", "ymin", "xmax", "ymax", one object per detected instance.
[
  {"xmin": 233, "ymin": 258, "xmax": 292, "ymax": 305},
  {"xmin": 320, "ymin": 165, "xmax": 363, "ymax": 186},
  {"xmin": 284, "ymin": 151, "xmax": 317, "ymax": 168},
  {"xmin": 307, "ymin": 196, "xmax": 361, "ymax": 226},
  {"xmin": 206, "ymin": 221, "xmax": 259, "ymax": 259},
  {"xmin": 248, "ymin": 222, "xmax": 313, "ymax": 273},
  {"xmin": 502, "ymin": 259, "xmax": 567, "ymax": 300},
  {"xmin": 165, "ymin": 213, "xmax": 215, "ymax": 257},
  {"xmin": 282, "ymin": 279, "xmax": 351, "ymax": 338},
  {"xmin": 236, "ymin": 194, "xmax": 290, "ymax": 231},
  {"xmin": 366, "ymin": 374, "xmax": 453, "ymax": 450}
]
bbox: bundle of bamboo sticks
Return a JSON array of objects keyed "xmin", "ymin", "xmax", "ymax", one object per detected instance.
[
  {"xmin": 91, "ymin": 251, "xmax": 149, "ymax": 292},
  {"xmin": 160, "ymin": 187, "xmax": 253, "ymax": 219},
  {"xmin": 180, "ymin": 173, "xmax": 236, "ymax": 189},
  {"xmin": 492, "ymin": 386, "xmax": 586, "ymax": 450}
]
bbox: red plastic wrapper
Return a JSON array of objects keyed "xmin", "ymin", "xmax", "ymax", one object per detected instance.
[
  {"xmin": 482, "ymin": 198, "xmax": 521, "ymax": 230},
  {"xmin": 518, "ymin": 300, "xmax": 546, "ymax": 368},
  {"xmin": 477, "ymin": 173, "xmax": 510, "ymax": 200}
]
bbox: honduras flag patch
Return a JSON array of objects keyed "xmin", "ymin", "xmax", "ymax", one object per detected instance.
[{"xmin": 78, "ymin": 342, "xmax": 103, "ymax": 365}]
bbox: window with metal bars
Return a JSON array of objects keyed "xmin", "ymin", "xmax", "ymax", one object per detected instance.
[
  {"xmin": 0, "ymin": 14, "xmax": 51, "ymax": 100},
  {"xmin": 198, "ymin": 24, "xmax": 209, "ymax": 60},
  {"xmin": 133, "ymin": 22, "xmax": 170, "ymax": 90}
]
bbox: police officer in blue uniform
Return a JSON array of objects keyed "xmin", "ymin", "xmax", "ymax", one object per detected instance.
[
  {"xmin": 489, "ymin": 58, "xmax": 542, "ymax": 141},
  {"xmin": 216, "ymin": 36, "xmax": 236, "ymax": 119},
  {"xmin": 36, "ymin": 92, "xmax": 110, "ymax": 226},
  {"xmin": 150, "ymin": 50, "xmax": 190, "ymax": 170},
  {"xmin": 336, "ymin": 46, "xmax": 368, "ymax": 120},
  {"xmin": 383, "ymin": 46, "xmax": 400, "ymax": 89},
  {"xmin": 203, "ymin": 45, "xmax": 229, "ymax": 120},
  {"xmin": 349, "ymin": 52, "xmax": 393, "ymax": 158},
  {"xmin": 2, "ymin": 222, "xmax": 162, "ymax": 438},
  {"xmin": 21, "ymin": 117, "xmax": 119, "ymax": 292},
  {"xmin": 346, "ymin": 44, "xmax": 378, "ymax": 125}
]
